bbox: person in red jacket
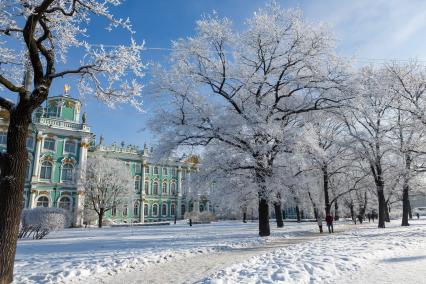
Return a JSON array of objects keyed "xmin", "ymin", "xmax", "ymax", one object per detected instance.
[{"xmin": 325, "ymin": 214, "xmax": 334, "ymax": 233}]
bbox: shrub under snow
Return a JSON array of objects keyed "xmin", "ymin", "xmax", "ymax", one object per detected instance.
[{"xmin": 19, "ymin": 208, "xmax": 72, "ymax": 239}]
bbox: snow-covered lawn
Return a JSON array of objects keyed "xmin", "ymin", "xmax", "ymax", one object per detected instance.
[
  {"xmin": 14, "ymin": 220, "xmax": 319, "ymax": 283},
  {"xmin": 14, "ymin": 219, "xmax": 426, "ymax": 284},
  {"xmin": 203, "ymin": 219, "xmax": 426, "ymax": 284}
]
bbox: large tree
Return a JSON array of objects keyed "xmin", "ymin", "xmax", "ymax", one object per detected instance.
[
  {"xmin": 0, "ymin": 1, "xmax": 144, "ymax": 282},
  {"xmin": 84, "ymin": 156, "xmax": 133, "ymax": 228},
  {"xmin": 151, "ymin": 3, "xmax": 347, "ymax": 236}
]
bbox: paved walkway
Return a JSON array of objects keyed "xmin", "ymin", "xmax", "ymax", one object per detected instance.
[{"xmin": 91, "ymin": 230, "xmax": 338, "ymax": 284}]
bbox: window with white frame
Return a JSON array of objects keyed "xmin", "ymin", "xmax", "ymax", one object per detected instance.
[
  {"xmin": 145, "ymin": 166, "xmax": 149, "ymax": 174},
  {"xmin": 153, "ymin": 166, "xmax": 159, "ymax": 175},
  {"xmin": 144, "ymin": 180, "xmax": 149, "ymax": 195},
  {"xmin": 162, "ymin": 182, "xmax": 167, "ymax": 194},
  {"xmin": 25, "ymin": 160, "xmax": 31, "ymax": 181},
  {"xmin": 135, "ymin": 163, "xmax": 141, "ymax": 173},
  {"xmin": 43, "ymin": 138, "xmax": 55, "ymax": 151},
  {"xmin": 58, "ymin": 196, "xmax": 71, "ymax": 210},
  {"xmin": 40, "ymin": 161, "xmax": 53, "ymax": 180},
  {"xmin": 152, "ymin": 204, "xmax": 158, "ymax": 216},
  {"xmin": 170, "ymin": 183, "xmax": 176, "ymax": 195},
  {"xmin": 123, "ymin": 204, "xmax": 128, "ymax": 216},
  {"xmin": 133, "ymin": 202, "xmax": 139, "ymax": 216},
  {"xmin": 134, "ymin": 176, "xmax": 141, "ymax": 191},
  {"xmin": 172, "ymin": 167, "xmax": 177, "ymax": 176},
  {"xmin": 61, "ymin": 164, "xmax": 74, "ymax": 182},
  {"xmin": 0, "ymin": 132, "xmax": 6, "ymax": 145},
  {"xmin": 163, "ymin": 167, "xmax": 168, "ymax": 176},
  {"xmin": 153, "ymin": 182, "xmax": 159, "ymax": 195},
  {"xmin": 162, "ymin": 203, "xmax": 167, "ymax": 216},
  {"xmin": 171, "ymin": 203, "xmax": 176, "ymax": 216},
  {"xmin": 144, "ymin": 204, "xmax": 148, "ymax": 215},
  {"xmin": 36, "ymin": 196, "xmax": 49, "ymax": 207},
  {"xmin": 112, "ymin": 203, "xmax": 117, "ymax": 216},
  {"xmin": 26, "ymin": 136, "xmax": 34, "ymax": 149},
  {"xmin": 64, "ymin": 140, "xmax": 77, "ymax": 154}
]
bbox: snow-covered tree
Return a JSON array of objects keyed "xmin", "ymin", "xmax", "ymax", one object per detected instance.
[
  {"xmin": 341, "ymin": 66, "xmax": 397, "ymax": 228},
  {"xmin": 150, "ymin": 3, "xmax": 348, "ymax": 236},
  {"xmin": 84, "ymin": 155, "xmax": 133, "ymax": 228},
  {"xmin": 0, "ymin": 1, "xmax": 145, "ymax": 280}
]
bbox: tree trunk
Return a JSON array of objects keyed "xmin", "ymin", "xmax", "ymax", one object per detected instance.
[
  {"xmin": 377, "ymin": 187, "xmax": 386, "ymax": 228},
  {"xmin": 408, "ymin": 200, "xmax": 413, "ymax": 219},
  {"xmin": 349, "ymin": 204, "xmax": 356, "ymax": 224},
  {"xmin": 243, "ymin": 211, "xmax": 247, "ymax": 223},
  {"xmin": 98, "ymin": 208, "xmax": 105, "ymax": 228},
  {"xmin": 402, "ymin": 182, "xmax": 410, "ymax": 226},
  {"xmin": 385, "ymin": 202, "xmax": 390, "ymax": 222},
  {"xmin": 258, "ymin": 197, "xmax": 270, "ymax": 237},
  {"xmin": 322, "ymin": 165, "xmax": 331, "ymax": 216},
  {"xmin": 0, "ymin": 109, "xmax": 31, "ymax": 284},
  {"xmin": 295, "ymin": 205, "xmax": 301, "ymax": 223},
  {"xmin": 334, "ymin": 200, "xmax": 339, "ymax": 221},
  {"xmin": 274, "ymin": 201, "xmax": 284, "ymax": 228}
]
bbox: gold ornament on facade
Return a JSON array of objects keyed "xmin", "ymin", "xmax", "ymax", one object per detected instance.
[
  {"xmin": 185, "ymin": 155, "xmax": 199, "ymax": 165},
  {"xmin": 80, "ymin": 141, "xmax": 89, "ymax": 148},
  {"xmin": 63, "ymin": 99, "xmax": 75, "ymax": 108},
  {"xmin": 39, "ymin": 191, "xmax": 49, "ymax": 195}
]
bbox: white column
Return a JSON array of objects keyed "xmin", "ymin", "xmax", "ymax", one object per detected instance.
[
  {"xmin": 140, "ymin": 161, "xmax": 146, "ymax": 223},
  {"xmin": 177, "ymin": 166, "xmax": 182, "ymax": 218},
  {"xmin": 30, "ymin": 188, "xmax": 36, "ymax": 208},
  {"xmin": 75, "ymin": 137, "xmax": 88, "ymax": 227},
  {"xmin": 32, "ymin": 131, "xmax": 43, "ymax": 181}
]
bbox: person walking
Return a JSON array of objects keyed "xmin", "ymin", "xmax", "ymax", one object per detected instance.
[{"xmin": 326, "ymin": 214, "xmax": 334, "ymax": 233}]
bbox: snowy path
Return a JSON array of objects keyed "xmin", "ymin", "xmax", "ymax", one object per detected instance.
[{"xmin": 92, "ymin": 233, "xmax": 331, "ymax": 284}]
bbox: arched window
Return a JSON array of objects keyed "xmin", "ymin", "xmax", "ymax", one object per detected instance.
[
  {"xmin": 162, "ymin": 203, "xmax": 167, "ymax": 216},
  {"xmin": 162, "ymin": 182, "xmax": 167, "ymax": 194},
  {"xmin": 36, "ymin": 196, "xmax": 49, "ymax": 207},
  {"xmin": 181, "ymin": 204, "xmax": 186, "ymax": 217},
  {"xmin": 171, "ymin": 203, "xmax": 176, "ymax": 216},
  {"xmin": 134, "ymin": 175, "xmax": 141, "ymax": 191},
  {"xmin": 152, "ymin": 204, "xmax": 158, "ymax": 216},
  {"xmin": 61, "ymin": 164, "xmax": 74, "ymax": 182},
  {"xmin": 163, "ymin": 167, "xmax": 168, "ymax": 175},
  {"xmin": 40, "ymin": 161, "xmax": 53, "ymax": 180},
  {"xmin": 154, "ymin": 166, "xmax": 159, "ymax": 175},
  {"xmin": 153, "ymin": 182, "xmax": 159, "ymax": 195},
  {"xmin": 64, "ymin": 140, "xmax": 76, "ymax": 154},
  {"xmin": 170, "ymin": 183, "xmax": 176, "ymax": 195},
  {"xmin": 144, "ymin": 180, "xmax": 149, "ymax": 195},
  {"xmin": 144, "ymin": 204, "xmax": 148, "ymax": 215},
  {"xmin": 58, "ymin": 196, "xmax": 71, "ymax": 210},
  {"xmin": 133, "ymin": 202, "xmax": 139, "ymax": 216},
  {"xmin": 123, "ymin": 204, "xmax": 128, "ymax": 216}
]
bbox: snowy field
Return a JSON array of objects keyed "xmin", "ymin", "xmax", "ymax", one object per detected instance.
[{"xmin": 14, "ymin": 219, "xmax": 426, "ymax": 283}]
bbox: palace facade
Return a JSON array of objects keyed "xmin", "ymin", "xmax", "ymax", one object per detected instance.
[{"xmin": 0, "ymin": 88, "xmax": 209, "ymax": 226}]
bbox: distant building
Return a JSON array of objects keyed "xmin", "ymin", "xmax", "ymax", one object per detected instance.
[{"xmin": 0, "ymin": 87, "xmax": 209, "ymax": 226}]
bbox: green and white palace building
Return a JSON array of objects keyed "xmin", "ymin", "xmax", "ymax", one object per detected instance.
[{"xmin": 0, "ymin": 87, "xmax": 210, "ymax": 226}]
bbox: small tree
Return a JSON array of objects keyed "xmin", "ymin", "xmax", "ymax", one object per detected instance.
[{"xmin": 84, "ymin": 156, "xmax": 133, "ymax": 228}]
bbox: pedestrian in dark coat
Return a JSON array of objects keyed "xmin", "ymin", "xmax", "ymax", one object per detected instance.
[{"xmin": 325, "ymin": 214, "xmax": 334, "ymax": 233}]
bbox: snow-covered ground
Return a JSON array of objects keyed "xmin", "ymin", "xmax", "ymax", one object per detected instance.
[
  {"xmin": 203, "ymin": 219, "xmax": 426, "ymax": 284},
  {"xmin": 14, "ymin": 219, "xmax": 426, "ymax": 284},
  {"xmin": 14, "ymin": 220, "xmax": 319, "ymax": 283}
]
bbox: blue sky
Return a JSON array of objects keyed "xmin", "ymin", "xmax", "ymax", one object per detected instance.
[{"xmin": 48, "ymin": 0, "xmax": 426, "ymax": 147}]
